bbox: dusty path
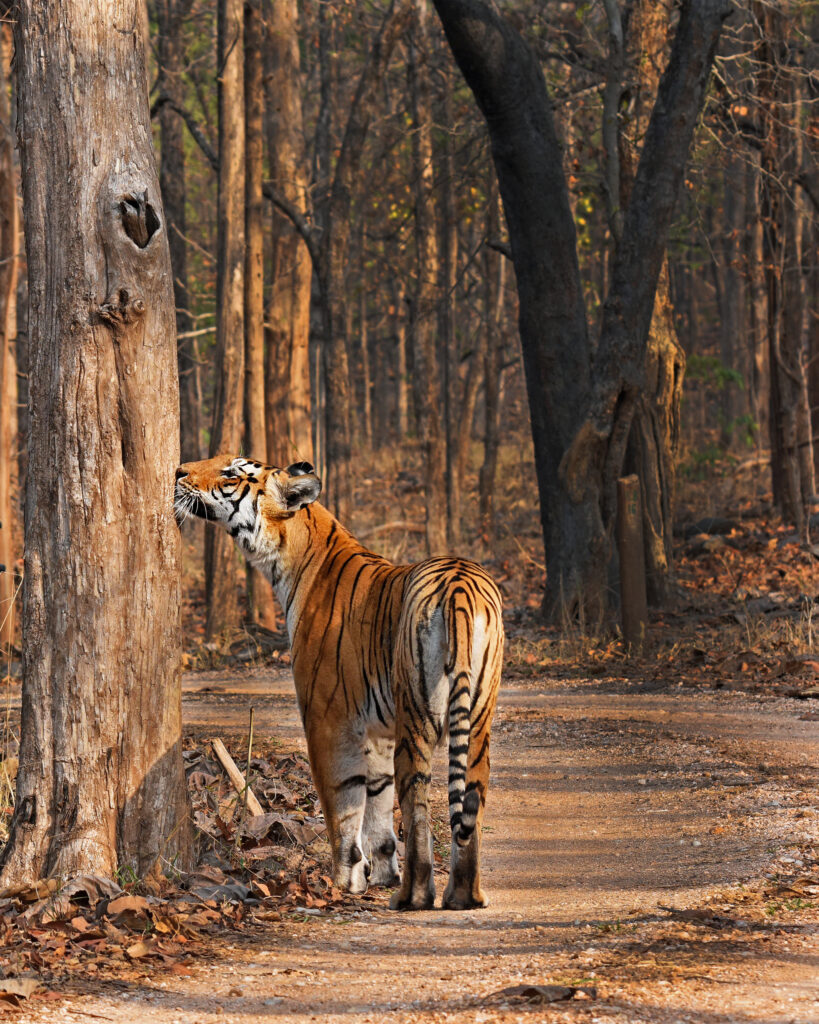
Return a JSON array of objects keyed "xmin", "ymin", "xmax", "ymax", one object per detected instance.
[{"xmin": 20, "ymin": 669, "xmax": 819, "ymax": 1023}]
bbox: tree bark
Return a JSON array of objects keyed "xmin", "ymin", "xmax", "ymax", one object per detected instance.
[
  {"xmin": 2, "ymin": 0, "xmax": 190, "ymax": 885},
  {"xmin": 392, "ymin": 277, "xmax": 410, "ymax": 440},
  {"xmin": 756, "ymin": 2, "xmax": 813, "ymax": 538},
  {"xmin": 432, "ymin": 0, "xmax": 601, "ymax": 616},
  {"xmin": 619, "ymin": 0, "xmax": 686, "ymax": 605},
  {"xmin": 243, "ymin": 0, "xmax": 276, "ymax": 629},
  {"xmin": 0, "ymin": 23, "xmax": 18, "ymax": 652},
  {"xmin": 433, "ymin": 0, "xmax": 731, "ymax": 620},
  {"xmin": 478, "ymin": 178, "xmax": 505, "ymax": 542},
  {"xmin": 357, "ymin": 261, "xmax": 373, "ymax": 448},
  {"xmin": 263, "ymin": 0, "xmax": 313, "ymax": 468},
  {"xmin": 205, "ymin": 0, "xmax": 245, "ymax": 638},
  {"xmin": 437, "ymin": 62, "xmax": 458, "ymax": 545},
  {"xmin": 572, "ymin": 0, "xmax": 732, "ymax": 538},
  {"xmin": 156, "ymin": 0, "xmax": 200, "ymax": 464},
  {"xmin": 409, "ymin": 0, "xmax": 448, "ymax": 556}
]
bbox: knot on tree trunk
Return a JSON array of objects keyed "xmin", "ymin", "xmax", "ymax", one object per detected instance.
[{"xmin": 97, "ymin": 288, "xmax": 146, "ymax": 327}]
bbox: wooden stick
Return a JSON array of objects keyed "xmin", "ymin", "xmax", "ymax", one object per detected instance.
[{"xmin": 211, "ymin": 737, "xmax": 264, "ymax": 817}]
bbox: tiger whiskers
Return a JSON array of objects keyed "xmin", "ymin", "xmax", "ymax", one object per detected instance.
[{"xmin": 173, "ymin": 491, "xmax": 198, "ymax": 527}]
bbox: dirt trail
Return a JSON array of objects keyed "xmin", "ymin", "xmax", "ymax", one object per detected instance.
[{"xmin": 20, "ymin": 669, "xmax": 819, "ymax": 1023}]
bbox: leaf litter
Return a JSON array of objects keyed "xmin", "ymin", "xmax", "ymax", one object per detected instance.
[{"xmin": 0, "ymin": 734, "xmax": 380, "ymax": 1008}]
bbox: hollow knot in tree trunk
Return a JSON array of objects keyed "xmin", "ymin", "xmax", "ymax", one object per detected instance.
[{"xmin": 119, "ymin": 192, "xmax": 160, "ymax": 248}]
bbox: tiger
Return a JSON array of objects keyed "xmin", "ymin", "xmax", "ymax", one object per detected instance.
[{"xmin": 174, "ymin": 455, "xmax": 504, "ymax": 911}]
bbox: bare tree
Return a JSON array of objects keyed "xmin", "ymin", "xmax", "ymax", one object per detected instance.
[
  {"xmin": 1, "ymin": 0, "xmax": 190, "ymax": 885},
  {"xmin": 205, "ymin": 0, "xmax": 246, "ymax": 638},
  {"xmin": 0, "ymin": 24, "xmax": 18, "ymax": 653}
]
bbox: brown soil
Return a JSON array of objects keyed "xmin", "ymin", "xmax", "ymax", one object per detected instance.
[{"xmin": 13, "ymin": 666, "xmax": 819, "ymax": 1023}]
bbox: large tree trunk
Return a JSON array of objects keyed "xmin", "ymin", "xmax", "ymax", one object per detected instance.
[
  {"xmin": 1, "ymin": 0, "xmax": 190, "ymax": 885},
  {"xmin": 0, "ymin": 24, "xmax": 17, "ymax": 653},
  {"xmin": 433, "ymin": 0, "xmax": 731, "ymax": 621},
  {"xmin": 264, "ymin": 0, "xmax": 313, "ymax": 468},
  {"xmin": 409, "ymin": 0, "xmax": 448, "ymax": 556},
  {"xmin": 205, "ymin": 0, "xmax": 245, "ymax": 638},
  {"xmin": 156, "ymin": 0, "xmax": 200, "ymax": 464}
]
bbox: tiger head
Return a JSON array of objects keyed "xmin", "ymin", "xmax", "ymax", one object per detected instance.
[{"xmin": 174, "ymin": 456, "xmax": 322, "ymax": 552}]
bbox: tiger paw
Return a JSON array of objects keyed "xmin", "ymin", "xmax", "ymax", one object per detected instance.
[
  {"xmin": 442, "ymin": 885, "xmax": 489, "ymax": 910},
  {"xmin": 389, "ymin": 889, "xmax": 435, "ymax": 912}
]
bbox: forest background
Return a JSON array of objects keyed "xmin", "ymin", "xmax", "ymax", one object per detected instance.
[
  {"xmin": 0, "ymin": 0, "xmax": 817, "ymax": 647},
  {"xmin": 0, "ymin": 2, "xmax": 816, "ymax": 1006}
]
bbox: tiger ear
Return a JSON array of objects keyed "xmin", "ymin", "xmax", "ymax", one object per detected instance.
[{"xmin": 280, "ymin": 467, "xmax": 321, "ymax": 510}]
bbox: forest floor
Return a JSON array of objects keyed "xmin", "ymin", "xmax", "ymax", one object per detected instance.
[
  {"xmin": 3, "ymin": 661, "xmax": 819, "ymax": 1023},
  {"xmin": 1, "ymin": 502, "xmax": 819, "ymax": 1023}
]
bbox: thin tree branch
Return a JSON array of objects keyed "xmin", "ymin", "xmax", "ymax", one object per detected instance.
[{"xmin": 152, "ymin": 93, "xmax": 218, "ymax": 171}]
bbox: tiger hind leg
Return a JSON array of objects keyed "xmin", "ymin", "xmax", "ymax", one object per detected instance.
[
  {"xmin": 442, "ymin": 787, "xmax": 488, "ymax": 910},
  {"xmin": 389, "ymin": 708, "xmax": 438, "ymax": 911},
  {"xmin": 363, "ymin": 737, "xmax": 399, "ymax": 887}
]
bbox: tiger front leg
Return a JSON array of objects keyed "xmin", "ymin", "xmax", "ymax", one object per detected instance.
[
  {"xmin": 363, "ymin": 738, "xmax": 399, "ymax": 887},
  {"xmin": 306, "ymin": 727, "xmax": 370, "ymax": 894}
]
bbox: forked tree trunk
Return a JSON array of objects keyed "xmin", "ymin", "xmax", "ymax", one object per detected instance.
[
  {"xmin": 1, "ymin": 0, "xmax": 190, "ymax": 885},
  {"xmin": 434, "ymin": 0, "xmax": 730, "ymax": 622},
  {"xmin": 0, "ymin": 24, "xmax": 18, "ymax": 653},
  {"xmin": 243, "ymin": 0, "xmax": 277, "ymax": 629},
  {"xmin": 264, "ymin": 0, "xmax": 313, "ymax": 468},
  {"xmin": 205, "ymin": 0, "xmax": 245, "ymax": 638},
  {"xmin": 409, "ymin": 0, "xmax": 448, "ymax": 556}
]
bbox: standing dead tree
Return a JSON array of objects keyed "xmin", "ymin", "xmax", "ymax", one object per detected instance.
[{"xmin": 1, "ymin": 0, "xmax": 190, "ymax": 885}]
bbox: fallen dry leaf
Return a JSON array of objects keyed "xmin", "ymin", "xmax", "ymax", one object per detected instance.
[{"xmin": 488, "ymin": 983, "xmax": 596, "ymax": 1004}]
